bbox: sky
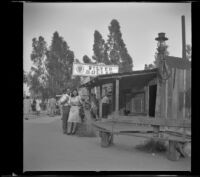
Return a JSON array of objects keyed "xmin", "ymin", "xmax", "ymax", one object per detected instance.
[{"xmin": 23, "ymin": 2, "xmax": 191, "ymax": 79}]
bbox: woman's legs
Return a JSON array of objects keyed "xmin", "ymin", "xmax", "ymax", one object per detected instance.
[
  {"xmin": 71, "ymin": 123, "xmax": 77, "ymax": 134},
  {"xmin": 67, "ymin": 122, "xmax": 73, "ymax": 134}
]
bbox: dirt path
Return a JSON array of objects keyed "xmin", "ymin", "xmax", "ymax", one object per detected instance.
[{"xmin": 24, "ymin": 117, "xmax": 190, "ymax": 171}]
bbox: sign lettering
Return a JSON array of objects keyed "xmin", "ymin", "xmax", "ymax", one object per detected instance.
[{"xmin": 73, "ymin": 63, "xmax": 119, "ymax": 76}]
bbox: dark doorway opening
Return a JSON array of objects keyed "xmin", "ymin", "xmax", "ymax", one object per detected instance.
[{"xmin": 149, "ymin": 84, "xmax": 157, "ymax": 117}]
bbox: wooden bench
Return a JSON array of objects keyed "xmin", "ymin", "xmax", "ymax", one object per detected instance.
[{"xmin": 92, "ymin": 116, "xmax": 191, "ymax": 161}]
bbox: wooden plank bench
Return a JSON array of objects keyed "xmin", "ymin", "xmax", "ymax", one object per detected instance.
[{"xmin": 92, "ymin": 116, "xmax": 191, "ymax": 161}]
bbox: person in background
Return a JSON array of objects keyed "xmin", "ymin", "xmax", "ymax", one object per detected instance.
[
  {"xmin": 67, "ymin": 89, "xmax": 82, "ymax": 135},
  {"xmin": 58, "ymin": 88, "xmax": 71, "ymax": 134},
  {"xmin": 101, "ymin": 91, "xmax": 110, "ymax": 118},
  {"xmin": 47, "ymin": 98, "xmax": 51, "ymax": 115},
  {"xmin": 24, "ymin": 96, "xmax": 32, "ymax": 119},
  {"xmin": 36, "ymin": 97, "xmax": 41, "ymax": 116},
  {"xmin": 50, "ymin": 97, "xmax": 57, "ymax": 116},
  {"xmin": 32, "ymin": 98, "xmax": 36, "ymax": 112},
  {"xmin": 90, "ymin": 93, "xmax": 99, "ymax": 120}
]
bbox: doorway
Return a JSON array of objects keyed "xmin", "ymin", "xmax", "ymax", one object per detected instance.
[{"xmin": 149, "ymin": 85, "xmax": 157, "ymax": 117}]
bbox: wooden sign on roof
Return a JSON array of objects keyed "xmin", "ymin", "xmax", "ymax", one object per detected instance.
[{"xmin": 72, "ymin": 62, "xmax": 119, "ymax": 77}]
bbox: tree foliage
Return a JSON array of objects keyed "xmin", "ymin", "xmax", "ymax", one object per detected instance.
[
  {"xmin": 45, "ymin": 31, "xmax": 75, "ymax": 97},
  {"xmin": 107, "ymin": 19, "xmax": 133, "ymax": 72},
  {"xmin": 92, "ymin": 30, "xmax": 109, "ymax": 64},
  {"xmin": 27, "ymin": 36, "xmax": 47, "ymax": 98},
  {"xmin": 83, "ymin": 55, "xmax": 93, "ymax": 64},
  {"xmin": 144, "ymin": 64, "xmax": 155, "ymax": 70},
  {"xmin": 27, "ymin": 32, "xmax": 82, "ymax": 99},
  {"xmin": 23, "ymin": 70, "xmax": 28, "ymax": 83}
]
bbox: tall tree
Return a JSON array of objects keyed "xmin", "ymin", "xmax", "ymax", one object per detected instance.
[
  {"xmin": 83, "ymin": 55, "xmax": 93, "ymax": 64},
  {"xmin": 45, "ymin": 31, "xmax": 75, "ymax": 96},
  {"xmin": 27, "ymin": 36, "xmax": 47, "ymax": 98},
  {"xmin": 92, "ymin": 30, "xmax": 110, "ymax": 64},
  {"xmin": 107, "ymin": 19, "xmax": 133, "ymax": 72}
]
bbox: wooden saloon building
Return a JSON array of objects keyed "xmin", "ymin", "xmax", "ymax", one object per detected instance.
[
  {"xmin": 80, "ymin": 30, "xmax": 191, "ymax": 160},
  {"xmin": 81, "ymin": 56, "xmax": 191, "ymax": 121}
]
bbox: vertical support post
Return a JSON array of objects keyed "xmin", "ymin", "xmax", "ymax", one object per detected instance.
[
  {"xmin": 99, "ymin": 84, "xmax": 102, "ymax": 118},
  {"xmin": 112, "ymin": 80, "xmax": 116, "ymax": 112},
  {"xmin": 146, "ymin": 86, "xmax": 149, "ymax": 117},
  {"xmin": 182, "ymin": 15, "xmax": 186, "ymax": 60},
  {"xmin": 115, "ymin": 79, "xmax": 119, "ymax": 115},
  {"xmin": 183, "ymin": 70, "xmax": 186, "ymax": 119},
  {"xmin": 183, "ymin": 69, "xmax": 186, "ymax": 139},
  {"xmin": 182, "ymin": 15, "xmax": 187, "ymax": 137},
  {"xmin": 153, "ymin": 125, "xmax": 160, "ymax": 138},
  {"xmin": 165, "ymin": 80, "xmax": 168, "ymax": 119}
]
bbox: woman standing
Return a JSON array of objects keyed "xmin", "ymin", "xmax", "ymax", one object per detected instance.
[{"xmin": 67, "ymin": 89, "xmax": 82, "ymax": 135}]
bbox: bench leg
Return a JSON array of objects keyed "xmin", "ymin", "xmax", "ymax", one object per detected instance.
[
  {"xmin": 167, "ymin": 140, "xmax": 181, "ymax": 161},
  {"xmin": 110, "ymin": 134, "xmax": 114, "ymax": 145},
  {"xmin": 100, "ymin": 131, "xmax": 113, "ymax": 147}
]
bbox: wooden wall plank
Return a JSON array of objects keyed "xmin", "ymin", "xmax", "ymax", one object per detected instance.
[
  {"xmin": 167, "ymin": 69, "xmax": 173, "ymax": 119},
  {"xmin": 177, "ymin": 69, "xmax": 184, "ymax": 119},
  {"xmin": 172, "ymin": 68, "xmax": 179, "ymax": 119},
  {"xmin": 160, "ymin": 79, "xmax": 166, "ymax": 119},
  {"xmin": 155, "ymin": 78, "xmax": 162, "ymax": 118}
]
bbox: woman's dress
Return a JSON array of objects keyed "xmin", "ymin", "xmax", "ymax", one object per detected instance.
[{"xmin": 68, "ymin": 96, "xmax": 81, "ymax": 123}]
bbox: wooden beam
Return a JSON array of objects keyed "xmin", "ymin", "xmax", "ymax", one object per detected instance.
[{"xmin": 115, "ymin": 79, "xmax": 119, "ymax": 114}]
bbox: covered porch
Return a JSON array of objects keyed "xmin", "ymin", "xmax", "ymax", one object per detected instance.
[{"xmin": 81, "ymin": 68, "xmax": 159, "ymax": 119}]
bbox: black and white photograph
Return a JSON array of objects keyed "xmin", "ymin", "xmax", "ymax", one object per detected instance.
[{"xmin": 23, "ymin": 2, "xmax": 191, "ymax": 171}]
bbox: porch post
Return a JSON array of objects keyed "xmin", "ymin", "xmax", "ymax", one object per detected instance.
[
  {"xmin": 115, "ymin": 79, "xmax": 119, "ymax": 115},
  {"xmin": 165, "ymin": 80, "xmax": 168, "ymax": 119},
  {"xmin": 99, "ymin": 84, "xmax": 102, "ymax": 118},
  {"xmin": 146, "ymin": 86, "xmax": 149, "ymax": 117}
]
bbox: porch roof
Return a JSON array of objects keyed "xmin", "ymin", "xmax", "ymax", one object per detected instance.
[{"xmin": 80, "ymin": 68, "xmax": 158, "ymax": 88}]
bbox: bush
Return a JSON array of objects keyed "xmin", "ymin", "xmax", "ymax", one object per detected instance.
[{"xmin": 135, "ymin": 138, "xmax": 167, "ymax": 153}]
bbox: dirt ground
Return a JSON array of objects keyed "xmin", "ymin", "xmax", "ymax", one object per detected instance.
[{"xmin": 23, "ymin": 116, "xmax": 191, "ymax": 171}]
